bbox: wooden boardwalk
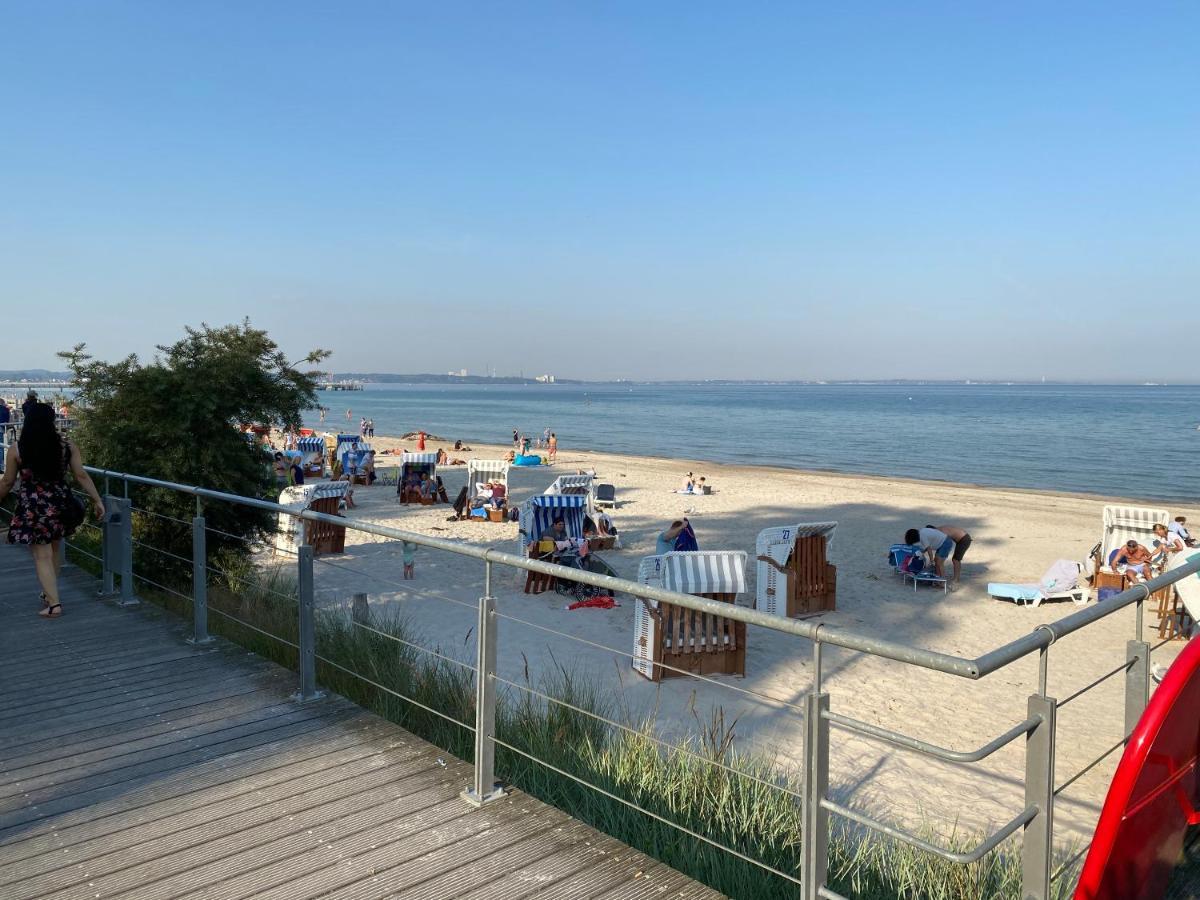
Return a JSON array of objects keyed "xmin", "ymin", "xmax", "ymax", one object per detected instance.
[{"xmin": 0, "ymin": 543, "xmax": 723, "ymax": 900}]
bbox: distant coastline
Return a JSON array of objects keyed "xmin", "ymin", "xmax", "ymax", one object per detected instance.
[{"xmin": 3, "ymin": 368, "xmax": 1197, "ymax": 388}]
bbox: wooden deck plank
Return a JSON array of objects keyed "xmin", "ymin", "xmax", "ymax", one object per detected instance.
[
  {"xmin": 0, "ymin": 719, "xmax": 396, "ymax": 850},
  {"xmin": 35, "ymin": 751, "xmax": 448, "ymax": 900},
  {"xmin": 0, "ymin": 543, "xmax": 724, "ymax": 900},
  {"xmin": 1, "ymin": 689, "xmax": 309, "ymax": 773},
  {"xmin": 0, "ymin": 730, "xmax": 408, "ymax": 888}
]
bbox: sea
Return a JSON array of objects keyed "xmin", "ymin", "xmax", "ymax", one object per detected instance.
[{"xmin": 306, "ymin": 383, "xmax": 1200, "ymax": 503}]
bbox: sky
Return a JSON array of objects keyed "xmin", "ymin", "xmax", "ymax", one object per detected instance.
[{"xmin": 2, "ymin": 2, "xmax": 1197, "ymax": 382}]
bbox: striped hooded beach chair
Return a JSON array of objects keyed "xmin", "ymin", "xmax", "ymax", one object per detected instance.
[
  {"xmin": 467, "ymin": 459, "xmax": 510, "ymax": 502},
  {"xmin": 632, "ymin": 550, "xmax": 748, "ymax": 681},
  {"xmin": 545, "ymin": 474, "xmax": 595, "ymax": 515},
  {"xmin": 1092, "ymin": 505, "xmax": 1169, "ymax": 584},
  {"xmin": 756, "ymin": 522, "xmax": 838, "ymax": 618}
]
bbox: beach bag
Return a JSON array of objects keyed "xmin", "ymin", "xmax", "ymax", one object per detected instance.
[
  {"xmin": 60, "ymin": 442, "xmax": 86, "ymax": 537},
  {"xmin": 62, "ymin": 490, "xmax": 86, "ymax": 537},
  {"xmin": 900, "ymin": 554, "xmax": 924, "ymax": 575}
]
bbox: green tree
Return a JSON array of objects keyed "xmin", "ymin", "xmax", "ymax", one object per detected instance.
[{"xmin": 60, "ymin": 321, "xmax": 328, "ymax": 577}]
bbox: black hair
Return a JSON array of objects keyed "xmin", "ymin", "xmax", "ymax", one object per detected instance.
[
  {"xmin": 905, "ymin": 528, "xmax": 920, "ymax": 544},
  {"xmin": 16, "ymin": 403, "xmax": 65, "ymax": 482}
]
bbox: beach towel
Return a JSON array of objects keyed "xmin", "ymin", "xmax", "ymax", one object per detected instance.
[
  {"xmin": 989, "ymin": 559, "xmax": 1084, "ymax": 607},
  {"xmin": 888, "ymin": 544, "xmax": 921, "ymax": 570},
  {"xmin": 567, "ymin": 596, "xmax": 617, "ymax": 610}
]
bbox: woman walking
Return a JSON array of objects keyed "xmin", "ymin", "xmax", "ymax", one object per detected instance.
[{"xmin": 0, "ymin": 403, "xmax": 105, "ymax": 618}]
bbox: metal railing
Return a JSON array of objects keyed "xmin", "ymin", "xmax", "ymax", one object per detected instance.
[{"xmin": 4, "ymin": 462, "xmax": 1198, "ymax": 899}]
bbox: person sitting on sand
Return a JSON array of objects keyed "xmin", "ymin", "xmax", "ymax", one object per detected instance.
[
  {"xmin": 905, "ymin": 526, "xmax": 953, "ymax": 579},
  {"xmin": 1112, "ymin": 539, "xmax": 1155, "ymax": 582},
  {"xmin": 504, "ymin": 449, "xmax": 516, "ymax": 463},
  {"xmin": 436, "ymin": 447, "xmax": 447, "ymax": 466},
  {"xmin": 597, "ymin": 510, "xmax": 617, "ymax": 537},
  {"xmin": 454, "ymin": 439, "xmax": 472, "ymax": 451}
]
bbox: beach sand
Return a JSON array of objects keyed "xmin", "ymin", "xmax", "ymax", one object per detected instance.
[{"xmin": 299, "ymin": 433, "xmax": 1198, "ymax": 847}]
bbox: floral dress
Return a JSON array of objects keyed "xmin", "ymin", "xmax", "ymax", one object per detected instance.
[{"xmin": 6, "ymin": 446, "xmax": 72, "ymax": 545}]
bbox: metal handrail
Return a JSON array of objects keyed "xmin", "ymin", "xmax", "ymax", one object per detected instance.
[
  {"xmin": 823, "ymin": 710, "xmax": 1040, "ymax": 764},
  {"xmin": 72, "ymin": 463, "xmax": 1200, "ymax": 898},
  {"xmin": 820, "ymin": 798, "xmax": 1038, "ymax": 865},
  {"xmin": 84, "ymin": 465, "xmax": 1200, "ymax": 681}
]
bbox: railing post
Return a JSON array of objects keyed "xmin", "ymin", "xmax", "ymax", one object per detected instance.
[
  {"xmin": 1124, "ymin": 638, "xmax": 1150, "ymax": 735},
  {"xmin": 102, "ymin": 497, "xmax": 137, "ymax": 607},
  {"xmin": 1022, "ymin": 693, "xmax": 1057, "ymax": 900},
  {"xmin": 99, "ymin": 494, "xmax": 116, "ymax": 599},
  {"xmin": 293, "ymin": 544, "xmax": 323, "ymax": 702},
  {"xmin": 352, "ymin": 592, "xmax": 370, "ymax": 625},
  {"xmin": 187, "ymin": 514, "xmax": 213, "ymax": 645},
  {"xmin": 803, "ymin": 641, "xmax": 830, "ymax": 898},
  {"xmin": 463, "ymin": 559, "xmax": 504, "ymax": 807}
]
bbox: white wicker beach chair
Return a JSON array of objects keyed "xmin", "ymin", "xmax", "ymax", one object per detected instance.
[{"xmin": 756, "ymin": 522, "xmax": 838, "ymax": 618}]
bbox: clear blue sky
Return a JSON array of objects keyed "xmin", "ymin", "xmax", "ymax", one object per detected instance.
[{"xmin": 2, "ymin": 2, "xmax": 1196, "ymax": 381}]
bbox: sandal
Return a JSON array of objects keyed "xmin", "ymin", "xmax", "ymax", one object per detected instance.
[{"xmin": 39, "ymin": 604, "xmax": 62, "ymax": 619}]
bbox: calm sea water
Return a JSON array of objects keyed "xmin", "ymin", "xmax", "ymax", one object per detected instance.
[{"xmin": 306, "ymin": 384, "xmax": 1200, "ymax": 502}]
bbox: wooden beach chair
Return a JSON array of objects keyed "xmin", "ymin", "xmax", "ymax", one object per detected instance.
[
  {"xmin": 273, "ymin": 481, "xmax": 351, "ymax": 557},
  {"xmin": 632, "ymin": 551, "xmax": 748, "ymax": 682},
  {"xmin": 397, "ymin": 452, "xmax": 439, "ymax": 504},
  {"xmin": 518, "ymin": 495, "xmax": 588, "ymax": 594},
  {"xmin": 756, "ymin": 522, "xmax": 837, "ymax": 618},
  {"xmin": 1091, "ymin": 504, "xmax": 1169, "ymax": 591},
  {"xmin": 545, "ymin": 473, "xmax": 596, "ymax": 514}
]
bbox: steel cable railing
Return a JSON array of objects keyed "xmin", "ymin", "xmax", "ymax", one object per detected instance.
[{"xmin": 46, "ymin": 463, "xmax": 1200, "ymax": 899}]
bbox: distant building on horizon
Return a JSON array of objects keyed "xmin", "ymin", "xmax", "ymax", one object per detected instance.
[{"xmin": 534, "ymin": 374, "xmax": 555, "ymax": 383}]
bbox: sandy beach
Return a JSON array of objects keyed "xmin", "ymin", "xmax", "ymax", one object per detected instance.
[{"xmin": 299, "ymin": 433, "xmax": 1199, "ymax": 847}]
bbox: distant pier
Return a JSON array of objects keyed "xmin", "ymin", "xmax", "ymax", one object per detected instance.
[{"xmin": 318, "ymin": 380, "xmax": 364, "ymax": 391}]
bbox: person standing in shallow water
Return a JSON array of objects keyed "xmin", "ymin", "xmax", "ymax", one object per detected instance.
[{"xmin": 0, "ymin": 403, "xmax": 105, "ymax": 618}]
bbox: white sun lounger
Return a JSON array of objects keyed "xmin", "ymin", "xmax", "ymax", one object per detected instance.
[{"xmin": 988, "ymin": 559, "xmax": 1088, "ymax": 608}]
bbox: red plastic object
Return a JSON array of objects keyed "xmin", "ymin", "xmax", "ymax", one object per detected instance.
[{"xmin": 1074, "ymin": 637, "xmax": 1200, "ymax": 899}]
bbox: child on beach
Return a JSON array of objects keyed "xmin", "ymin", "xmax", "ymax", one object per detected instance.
[{"xmin": 402, "ymin": 541, "xmax": 416, "ymax": 579}]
